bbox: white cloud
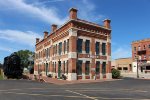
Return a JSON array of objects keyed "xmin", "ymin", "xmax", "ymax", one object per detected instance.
[
  {"xmin": 0, "ymin": 29, "xmax": 42, "ymax": 46},
  {"xmin": 77, "ymin": 0, "xmax": 105, "ymax": 22},
  {"xmin": 112, "ymin": 46, "xmax": 132, "ymax": 60},
  {"xmin": 0, "ymin": 46, "xmax": 12, "ymax": 52},
  {"xmin": 0, "ymin": 0, "xmax": 67, "ymax": 25}
]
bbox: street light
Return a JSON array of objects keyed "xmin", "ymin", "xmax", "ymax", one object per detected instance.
[{"xmin": 136, "ymin": 57, "xmax": 139, "ymax": 78}]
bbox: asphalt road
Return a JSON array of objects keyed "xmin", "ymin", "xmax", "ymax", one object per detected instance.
[{"xmin": 0, "ymin": 78, "xmax": 150, "ymax": 100}]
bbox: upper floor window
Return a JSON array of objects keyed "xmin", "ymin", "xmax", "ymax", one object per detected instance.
[
  {"xmin": 46, "ymin": 48, "xmax": 48, "ymax": 58},
  {"xmin": 95, "ymin": 42, "xmax": 100, "ymax": 55},
  {"xmin": 134, "ymin": 47, "xmax": 136, "ymax": 51},
  {"xmin": 143, "ymin": 45, "xmax": 146, "ymax": 50},
  {"xmin": 59, "ymin": 42, "xmax": 62, "ymax": 55},
  {"xmin": 49, "ymin": 47, "xmax": 51, "ymax": 57},
  {"xmin": 67, "ymin": 39, "xmax": 69, "ymax": 53},
  {"xmin": 148, "ymin": 44, "xmax": 150, "ymax": 48},
  {"xmin": 144, "ymin": 55, "xmax": 146, "ymax": 59},
  {"xmin": 138, "ymin": 46, "xmax": 141, "ymax": 51},
  {"xmin": 85, "ymin": 40, "xmax": 90, "ymax": 53},
  {"xmin": 55, "ymin": 44, "xmax": 57, "ymax": 54},
  {"xmin": 77, "ymin": 38, "xmax": 83, "ymax": 53},
  {"xmin": 64, "ymin": 41, "xmax": 66, "ymax": 54},
  {"xmin": 102, "ymin": 43, "xmax": 106, "ymax": 55}
]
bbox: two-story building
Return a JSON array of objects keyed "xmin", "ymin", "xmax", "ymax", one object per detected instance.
[
  {"xmin": 132, "ymin": 38, "xmax": 150, "ymax": 74},
  {"xmin": 34, "ymin": 8, "xmax": 112, "ymax": 80}
]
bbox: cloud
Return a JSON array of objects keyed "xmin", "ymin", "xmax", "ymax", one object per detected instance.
[
  {"xmin": 112, "ymin": 45, "xmax": 132, "ymax": 60},
  {"xmin": 0, "ymin": 46, "xmax": 12, "ymax": 52},
  {"xmin": 77, "ymin": 0, "xmax": 105, "ymax": 22},
  {"xmin": 0, "ymin": 29, "xmax": 42, "ymax": 46},
  {"xmin": 38, "ymin": 0, "xmax": 64, "ymax": 4},
  {"xmin": 0, "ymin": 0, "xmax": 67, "ymax": 25}
]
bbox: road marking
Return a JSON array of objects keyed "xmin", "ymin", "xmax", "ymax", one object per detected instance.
[
  {"xmin": 66, "ymin": 90, "xmax": 98, "ymax": 100},
  {"xmin": 1, "ymin": 91, "xmax": 149, "ymax": 100},
  {"xmin": 0, "ymin": 91, "xmax": 87, "ymax": 99}
]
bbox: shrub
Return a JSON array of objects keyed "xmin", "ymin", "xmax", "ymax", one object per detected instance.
[{"xmin": 112, "ymin": 68, "xmax": 120, "ymax": 79}]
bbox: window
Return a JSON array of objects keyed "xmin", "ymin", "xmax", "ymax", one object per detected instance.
[
  {"xmin": 95, "ymin": 42, "xmax": 100, "ymax": 55},
  {"xmin": 55, "ymin": 44, "xmax": 57, "ymax": 54},
  {"xmin": 134, "ymin": 47, "xmax": 136, "ymax": 51},
  {"xmin": 85, "ymin": 40, "xmax": 90, "ymax": 53},
  {"xmin": 149, "ymin": 45, "xmax": 150, "ymax": 48},
  {"xmin": 102, "ymin": 62, "xmax": 106, "ymax": 74},
  {"xmin": 85, "ymin": 61, "xmax": 90, "ymax": 75},
  {"xmin": 102, "ymin": 43, "xmax": 106, "ymax": 55},
  {"xmin": 118, "ymin": 67, "xmax": 122, "ymax": 70},
  {"xmin": 49, "ymin": 47, "xmax": 51, "ymax": 57},
  {"xmin": 144, "ymin": 55, "xmax": 146, "ymax": 59},
  {"xmin": 53, "ymin": 45, "xmax": 55, "ymax": 55},
  {"xmin": 67, "ymin": 39, "xmax": 69, "ymax": 53},
  {"xmin": 138, "ymin": 46, "xmax": 141, "ymax": 51},
  {"xmin": 46, "ymin": 48, "xmax": 48, "ymax": 58},
  {"xmin": 64, "ymin": 61, "xmax": 65, "ymax": 73},
  {"xmin": 96, "ymin": 61, "xmax": 100, "ymax": 75},
  {"xmin": 64, "ymin": 41, "xmax": 66, "ymax": 54},
  {"xmin": 144, "ymin": 45, "xmax": 146, "ymax": 49},
  {"xmin": 123, "ymin": 67, "xmax": 128, "ymax": 70},
  {"xmin": 77, "ymin": 39, "xmax": 83, "ymax": 53},
  {"xmin": 59, "ymin": 42, "xmax": 62, "ymax": 55},
  {"xmin": 55, "ymin": 62, "xmax": 56, "ymax": 73},
  {"xmin": 77, "ymin": 60, "xmax": 82, "ymax": 75},
  {"xmin": 45, "ymin": 49, "xmax": 46, "ymax": 57},
  {"xmin": 39, "ymin": 52, "xmax": 40, "ymax": 59},
  {"xmin": 66, "ymin": 60, "xmax": 68, "ymax": 74}
]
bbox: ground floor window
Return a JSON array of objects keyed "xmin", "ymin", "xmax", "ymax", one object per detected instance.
[
  {"xmin": 118, "ymin": 67, "xmax": 122, "ymax": 70},
  {"xmin": 55, "ymin": 62, "xmax": 56, "ymax": 73},
  {"xmin": 96, "ymin": 61, "xmax": 100, "ymax": 75},
  {"xmin": 63, "ymin": 61, "xmax": 65, "ymax": 74},
  {"xmin": 123, "ymin": 67, "xmax": 128, "ymax": 70},
  {"xmin": 66, "ymin": 60, "xmax": 68, "ymax": 74},
  {"xmin": 38, "ymin": 64, "xmax": 40, "ymax": 74},
  {"xmin": 77, "ymin": 60, "xmax": 82, "ymax": 75},
  {"xmin": 85, "ymin": 61, "xmax": 90, "ymax": 75},
  {"xmin": 102, "ymin": 62, "xmax": 106, "ymax": 74},
  {"xmin": 146, "ymin": 66, "xmax": 150, "ymax": 70}
]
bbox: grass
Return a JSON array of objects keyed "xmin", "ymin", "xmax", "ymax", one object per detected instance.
[{"xmin": 0, "ymin": 75, "xmax": 4, "ymax": 80}]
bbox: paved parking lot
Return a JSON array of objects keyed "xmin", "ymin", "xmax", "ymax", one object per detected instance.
[{"xmin": 0, "ymin": 78, "xmax": 150, "ymax": 100}]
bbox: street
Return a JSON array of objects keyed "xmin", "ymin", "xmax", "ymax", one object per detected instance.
[{"xmin": 0, "ymin": 78, "xmax": 150, "ymax": 100}]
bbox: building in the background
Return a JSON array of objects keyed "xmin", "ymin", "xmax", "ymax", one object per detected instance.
[
  {"xmin": 111, "ymin": 58, "xmax": 132, "ymax": 73},
  {"xmin": 132, "ymin": 38, "xmax": 150, "ymax": 74},
  {"xmin": 34, "ymin": 8, "xmax": 112, "ymax": 81}
]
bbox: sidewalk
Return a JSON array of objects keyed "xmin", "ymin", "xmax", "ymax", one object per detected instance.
[{"xmin": 29, "ymin": 74, "xmax": 117, "ymax": 85}]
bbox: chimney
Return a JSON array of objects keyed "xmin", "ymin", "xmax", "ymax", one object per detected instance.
[
  {"xmin": 44, "ymin": 31, "xmax": 48, "ymax": 39},
  {"xmin": 103, "ymin": 19, "xmax": 111, "ymax": 29},
  {"xmin": 51, "ymin": 24, "xmax": 57, "ymax": 32},
  {"xmin": 69, "ymin": 8, "xmax": 78, "ymax": 19},
  {"xmin": 36, "ymin": 38, "xmax": 39, "ymax": 43}
]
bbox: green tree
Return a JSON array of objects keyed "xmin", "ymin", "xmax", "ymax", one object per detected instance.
[{"xmin": 14, "ymin": 50, "xmax": 34, "ymax": 68}]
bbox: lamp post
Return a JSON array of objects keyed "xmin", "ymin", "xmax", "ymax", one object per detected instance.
[{"xmin": 136, "ymin": 58, "xmax": 139, "ymax": 78}]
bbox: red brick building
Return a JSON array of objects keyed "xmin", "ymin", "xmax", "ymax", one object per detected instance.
[
  {"xmin": 34, "ymin": 8, "xmax": 112, "ymax": 80},
  {"xmin": 132, "ymin": 38, "xmax": 150, "ymax": 73}
]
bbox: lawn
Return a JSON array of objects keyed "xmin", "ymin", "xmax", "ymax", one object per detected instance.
[{"xmin": 0, "ymin": 75, "xmax": 3, "ymax": 80}]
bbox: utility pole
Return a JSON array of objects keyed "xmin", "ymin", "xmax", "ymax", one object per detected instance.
[{"xmin": 137, "ymin": 58, "xmax": 139, "ymax": 78}]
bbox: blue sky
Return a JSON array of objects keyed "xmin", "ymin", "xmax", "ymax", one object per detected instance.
[{"xmin": 0, "ymin": 0, "xmax": 150, "ymax": 63}]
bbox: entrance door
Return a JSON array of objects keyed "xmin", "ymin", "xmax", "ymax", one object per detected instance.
[
  {"xmin": 46, "ymin": 63, "xmax": 48, "ymax": 76},
  {"xmin": 102, "ymin": 62, "xmax": 106, "ymax": 78},
  {"xmin": 58, "ymin": 61, "xmax": 61, "ymax": 78}
]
